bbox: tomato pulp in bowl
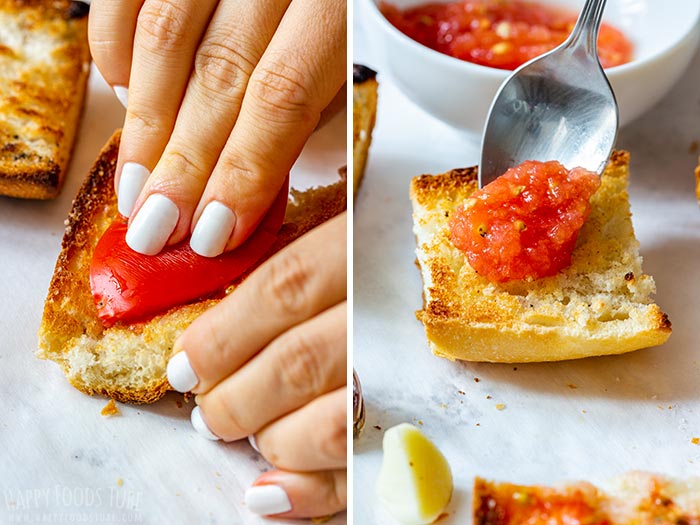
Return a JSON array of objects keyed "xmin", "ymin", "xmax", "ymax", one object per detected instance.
[{"xmin": 380, "ymin": 0, "xmax": 633, "ymax": 70}]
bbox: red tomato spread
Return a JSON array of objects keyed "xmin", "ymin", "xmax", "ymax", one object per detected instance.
[
  {"xmin": 90, "ymin": 178, "xmax": 289, "ymax": 327},
  {"xmin": 449, "ymin": 161, "xmax": 600, "ymax": 282},
  {"xmin": 381, "ymin": 0, "xmax": 632, "ymax": 70}
]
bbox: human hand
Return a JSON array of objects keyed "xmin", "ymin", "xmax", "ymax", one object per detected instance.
[
  {"xmin": 88, "ymin": 0, "xmax": 346, "ymax": 256},
  {"xmin": 166, "ymin": 213, "xmax": 347, "ymax": 518}
]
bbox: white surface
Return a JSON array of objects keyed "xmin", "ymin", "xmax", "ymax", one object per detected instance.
[
  {"xmin": 359, "ymin": 0, "xmax": 700, "ymax": 134},
  {"xmin": 354, "ymin": 12, "xmax": 700, "ymax": 525},
  {"xmin": 0, "ymin": 66, "xmax": 346, "ymax": 524}
]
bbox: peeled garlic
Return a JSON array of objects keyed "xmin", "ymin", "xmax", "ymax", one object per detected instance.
[{"xmin": 376, "ymin": 423, "xmax": 453, "ymax": 524}]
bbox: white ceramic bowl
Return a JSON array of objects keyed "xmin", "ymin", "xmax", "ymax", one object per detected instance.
[{"xmin": 361, "ymin": 0, "xmax": 700, "ymax": 136}]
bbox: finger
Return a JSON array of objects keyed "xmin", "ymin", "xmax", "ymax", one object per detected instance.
[
  {"xmin": 167, "ymin": 213, "xmax": 346, "ymax": 394},
  {"xmin": 195, "ymin": 302, "xmax": 346, "ymax": 442},
  {"xmin": 316, "ymin": 83, "xmax": 346, "ymax": 131},
  {"xmin": 88, "ymin": 0, "xmax": 143, "ymax": 104},
  {"xmin": 245, "ymin": 470, "xmax": 346, "ymax": 519},
  {"xmin": 130, "ymin": 0, "xmax": 291, "ymax": 255},
  {"xmin": 253, "ymin": 387, "xmax": 347, "ymax": 472},
  {"xmin": 115, "ymin": 0, "xmax": 218, "ymax": 227},
  {"xmin": 190, "ymin": 0, "xmax": 347, "ymax": 253}
]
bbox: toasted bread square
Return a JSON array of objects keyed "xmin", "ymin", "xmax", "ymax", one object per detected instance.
[
  {"xmin": 410, "ymin": 151, "xmax": 671, "ymax": 363},
  {"xmin": 353, "ymin": 64, "xmax": 378, "ymax": 196},
  {"xmin": 474, "ymin": 472, "xmax": 700, "ymax": 524},
  {"xmin": 0, "ymin": 0, "xmax": 90, "ymax": 199},
  {"xmin": 38, "ymin": 131, "xmax": 347, "ymax": 403}
]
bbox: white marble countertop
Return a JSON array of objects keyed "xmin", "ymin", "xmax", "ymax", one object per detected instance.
[
  {"xmin": 353, "ymin": 3, "xmax": 700, "ymax": 523},
  {"xmin": 0, "ymin": 66, "xmax": 346, "ymax": 525}
]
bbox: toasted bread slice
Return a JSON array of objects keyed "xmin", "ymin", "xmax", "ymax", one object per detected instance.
[
  {"xmin": 38, "ymin": 130, "xmax": 347, "ymax": 403},
  {"xmin": 410, "ymin": 151, "xmax": 671, "ymax": 363},
  {"xmin": 353, "ymin": 64, "xmax": 378, "ymax": 196},
  {"xmin": 0, "ymin": 0, "xmax": 90, "ymax": 199},
  {"xmin": 474, "ymin": 472, "xmax": 700, "ymax": 524}
]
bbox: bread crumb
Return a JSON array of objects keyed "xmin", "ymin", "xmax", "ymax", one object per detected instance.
[
  {"xmin": 692, "ymin": 437, "xmax": 699, "ymax": 445},
  {"xmin": 373, "ymin": 425, "xmax": 382, "ymax": 430},
  {"xmin": 474, "ymin": 377, "xmax": 480, "ymax": 383},
  {"xmin": 567, "ymin": 383, "xmax": 577, "ymax": 389},
  {"xmin": 458, "ymin": 390, "xmax": 466, "ymax": 396},
  {"xmin": 486, "ymin": 395, "xmax": 492, "ymax": 400},
  {"xmin": 440, "ymin": 403, "xmax": 448, "ymax": 409},
  {"xmin": 116, "ymin": 478, "xmax": 123, "ymax": 487},
  {"xmin": 175, "ymin": 400, "xmax": 183, "ymax": 409},
  {"xmin": 495, "ymin": 403, "xmax": 506, "ymax": 411},
  {"xmin": 101, "ymin": 399, "xmax": 120, "ymax": 417}
]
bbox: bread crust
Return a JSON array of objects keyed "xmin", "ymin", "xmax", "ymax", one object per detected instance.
[
  {"xmin": 411, "ymin": 151, "xmax": 671, "ymax": 363},
  {"xmin": 0, "ymin": 0, "xmax": 90, "ymax": 199},
  {"xmin": 38, "ymin": 130, "xmax": 347, "ymax": 403},
  {"xmin": 353, "ymin": 64, "xmax": 378, "ymax": 196}
]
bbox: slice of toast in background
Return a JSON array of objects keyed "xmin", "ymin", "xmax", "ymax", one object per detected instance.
[
  {"xmin": 410, "ymin": 151, "xmax": 671, "ymax": 363},
  {"xmin": 38, "ymin": 131, "xmax": 347, "ymax": 403},
  {"xmin": 353, "ymin": 64, "xmax": 378, "ymax": 196},
  {"xmin": 474, "ymin": 472, "xmax": 700, "ymax": 524},
  {"xmin": 0, "ymin": 0, "xmax": 90, "ymax": 199}
]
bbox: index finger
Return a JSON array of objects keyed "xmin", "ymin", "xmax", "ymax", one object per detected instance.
[{"xmin": 168, "ymin": 212, "xmax": 347, "ymax": 395}]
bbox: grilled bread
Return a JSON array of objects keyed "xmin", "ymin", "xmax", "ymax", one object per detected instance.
[
  {"xmin": 353, "ymin": 64, "xmax": 378, "ymax": 196},
  {"xmin": 474, "ymin": 473, "xmax": 700, "ymax": 524},
  {"xmin": 38, "ymin": 131, "xmax": 347, "ymax": 403},
  {"xmin": 410, "ymin": 151, "xmax": 671, "ymax": 363},
  {"xmin": 0, "ymin": 0, "xmax": 90, "ymax": 199}
]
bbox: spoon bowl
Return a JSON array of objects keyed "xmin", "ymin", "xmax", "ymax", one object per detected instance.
[{"xmin": 480, "ymin": 0, "xmax": 618, "ymax": 187}]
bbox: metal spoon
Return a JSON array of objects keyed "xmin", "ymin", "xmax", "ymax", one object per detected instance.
[{"xmin": 479, "ymin": 0, "xmax": 618, "ymax": 188}]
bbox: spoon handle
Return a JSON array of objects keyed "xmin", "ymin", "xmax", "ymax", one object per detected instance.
[{"xmin": 565, "ymin": 0, "xmax": 608, "ymax": 57}]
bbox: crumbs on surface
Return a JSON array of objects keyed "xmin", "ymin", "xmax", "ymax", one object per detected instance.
[
  {"xmin": 373, "ymin": 425, "xmax": 382, "ymax": 430},
  {"xmin": 458, "ymin": 390, "xmax": 466, "ymax": 396},
  {"xmin": 692, "ymin": 437, "xmax": 699, "ymax": 445},
  {"xmin": 175, "ymin": 400, "xmax": 183, "ymax": 409},
  {"xmin": 567, "ymin": 383, "xmax": 578, "ymax": 389},
  {"xmin": 495, "ymin": 404, "xmax": 506, "ymax": 411},
  {"xmin": 117, "ymin": 478, "xmax": 123, "ymax": 487},
  {"xmin": 101, "ymin": 399, "xmax": 120, "ymax": 417},
  {"xmin": 474, "ymin": 377, "xmax": 480, "ymax": 383}
]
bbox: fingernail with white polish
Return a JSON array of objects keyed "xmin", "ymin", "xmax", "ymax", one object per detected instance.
[
  {"xmin": 245, "ymin": 485, "xmax": 292, "ymax": 516},
  {"xmin": 126, "ymin": 194, "xmax": 179, "ymax": 255},
  {"xmin": 113, "ymin": 85, "xmax": 128, "ymax": 108},
  {"xmin": 191, "ymin": 406, "xmax": 220, "ymax": 441},
  {"xmin": 117, "ymin": 163, "xmax": 150, "ymax": 217},
  {"xmin": 166, "ymin": 352, "xmax": 198, "ymax": 393},
  {"xmin": 190, "ymin": 201, "xmax": 236, "ymax": 257},
  {"xmin": 248, "ymin": 434, "xmax": 259, "ymax": 453}
]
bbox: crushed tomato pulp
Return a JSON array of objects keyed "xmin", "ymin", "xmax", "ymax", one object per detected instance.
[
  {"xmin": 380, "ymin": 0, "xmax": 632, "ymax": 70},
  {"xmin": 449, "ymin": 161, "xmax": 600, "ymax": 283}
]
